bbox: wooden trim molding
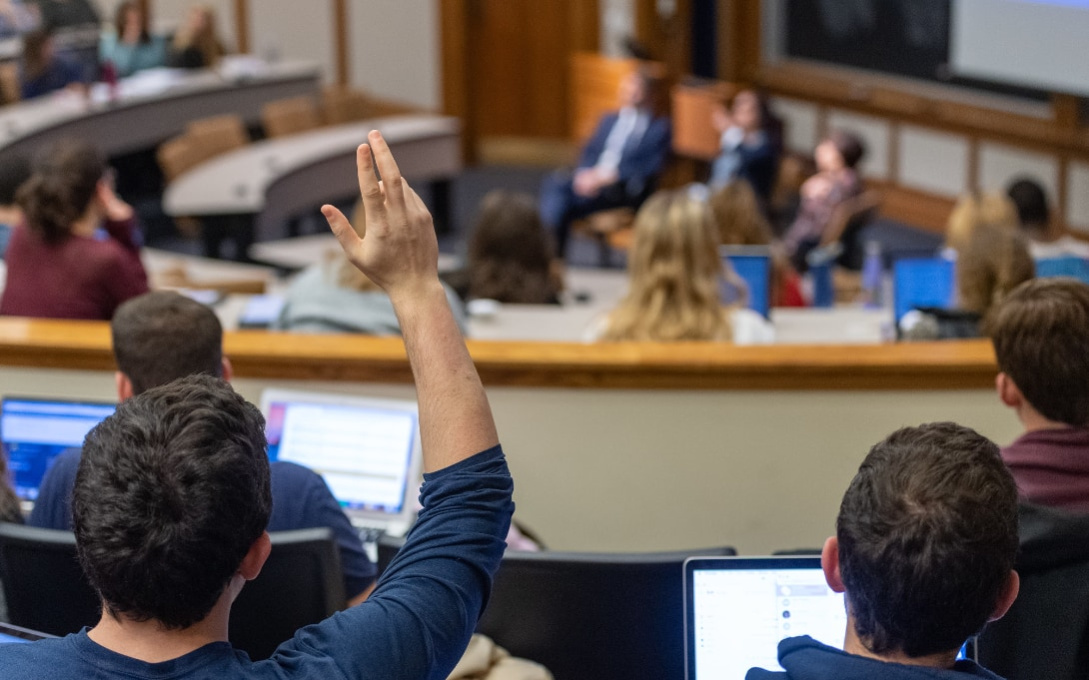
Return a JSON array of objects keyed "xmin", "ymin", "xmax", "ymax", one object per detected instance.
[
  {"xmin": 333, "ymin": 0, "xmax": 350, "ymax": 86},
  {"xmin": 0, "ymin": 319, "xmax": 1000, "ymax": 391},
  {"xmin": 233, "ymin": 0, "xmax": 250, "ymax": 54}
]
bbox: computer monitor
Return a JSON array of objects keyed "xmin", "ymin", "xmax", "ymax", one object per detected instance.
[
  {"xmin": 1, "ymin": 397, "xmax": 117, "ymax": 504},
  {"xmin": 260, "ymin": 389, "xmax": 422, "ymax": 535},
  {"xmin": 893, "ymin": 257, "xmax": 956, "ymax": 323},
  {"xmin": 685, "ymin": 556, "xmax": 847, "ymax": 680},
  {"xmin": 720, "ymin": 246, "xmax": 773, "ymax": 318},
  {"xmin": 0, "ymin": 622, "xmax": 54, "ymax": 644}
]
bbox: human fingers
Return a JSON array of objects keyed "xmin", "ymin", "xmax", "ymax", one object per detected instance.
[
  {"xmin": 368, "ymin": 130, "xmax": 406, "ymax": 215},
  {"xmin": 322, "ymin": 204, "xmax": 364, "ymax": 263},
  {"xmin": 355, "ymin": 144, "xmax": 386, "ymax": 220}
]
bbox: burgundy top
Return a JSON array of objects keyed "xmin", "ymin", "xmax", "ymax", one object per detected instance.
[
  {"xmin": 1002, "ymin": 427, "xmax": 1089, "ymax": 513},
  {"xmin": 0, "ymin": 217, "xmax": 149, "ymax": 320}
]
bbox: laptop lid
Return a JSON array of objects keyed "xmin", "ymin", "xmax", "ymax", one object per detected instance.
[
  {"xmin": 1, "ymin": 397, "xmax": 117, "ymax": 505},
  {"xmin": 684, "ymin": 556, "xmax": 847, "ymax": 680},
  {"xmin": 0, "ymin": 622, "xmax": 55, "ymax": 644},
  {"xmin": 720, "ymin": 246, "xmax": 773, "ymax": 319},
  {"xmin": 893, "ymin": 257, "xmax": 955, "ymax": 323},
  {"xmin": 260, "ymin": 389, "xmax": 422, "ymax": 534}
]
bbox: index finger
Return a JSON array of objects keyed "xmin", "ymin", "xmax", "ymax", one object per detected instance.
[
  {"xmin": 368, "ymin": 130, "xmax": 406, "ymax": 214},
  {"xmin": 356, "ymin": 143, "xmax": 385, "ymax": 219}
]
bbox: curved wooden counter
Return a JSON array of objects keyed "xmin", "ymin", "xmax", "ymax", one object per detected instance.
[{"xmin": 0, "ymin": 318, "xmax": 997, "ymax": 390}]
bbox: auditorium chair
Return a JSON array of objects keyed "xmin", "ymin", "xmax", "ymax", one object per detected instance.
[
  {"xmin": 818, "ymin": 189, "xmax": 882, "ymax": 271},
  {"xmin": 978, "ymin": 504, "xmax": 1089, "ymax": 680},
  {"xmin": 261, "ymin": 96, "xmax": 322, "ymax": 138},
  {"xmin": 229, "ymin": 528, "xmax": 345, "ymax": 660},
  {"xmin": 185, "ymin": 114, "xmax": 250, "ymax": 155},
  {"xmin": 0, "ymin": 523, "xmax": 100, "ymax": 636},
  {"xmin": 321, "ymin": 86, "xmax": 374, "ymax": 125}
]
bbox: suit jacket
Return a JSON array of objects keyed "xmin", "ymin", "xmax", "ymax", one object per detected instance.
[{"xmin": 577, "ymin": 111, "xmax": 672, "ymax": 199}]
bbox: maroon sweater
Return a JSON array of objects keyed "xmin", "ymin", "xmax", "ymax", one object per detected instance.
[
  {"xmin": 0, "ymin": 218, "xmax": 149, "ymax": 320},
  {"xmin": 1002, "ymin": 427, "xmax": 1089, "ymax": 513}
]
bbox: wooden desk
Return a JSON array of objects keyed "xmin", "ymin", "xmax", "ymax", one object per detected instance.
[
  {"xmin": 162, "ymin": 115, "xmax": 462, "ymax": 244},
  {"xmin": 0, "ymin": 58, "xmax": 321, "ymax": 163}
]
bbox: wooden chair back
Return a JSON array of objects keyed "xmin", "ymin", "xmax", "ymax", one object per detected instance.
[{"xmin": 261, "ymin": 96, "xmax": 322, "ymax": 138}]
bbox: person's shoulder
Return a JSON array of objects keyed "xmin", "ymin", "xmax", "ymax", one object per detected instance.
[{"xmin": 0, "ymin": 637, "xmax": 79, "ymax": 677}]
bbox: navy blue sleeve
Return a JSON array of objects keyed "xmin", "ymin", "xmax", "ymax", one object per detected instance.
[
  {"xmin": 268, "ymin": 462, "xmax": 376, "ymax": 599},
  {"xmin": 27, "ymin": 449, "xmax": 81, "ymax": 531},
  {"xmin": 737, "ymin": 139, "xmax": 779, "ymax": 201},
  {"xmin": 578, "ymin": 115, "xmax": 616, "ymax": 169},
  {"xmin": 620, "ymin": 117, "xmax": 672, "ymax": 194},
  {"xmin": 263, "ymin": 446, "xmax": 513, "ymax": 680}
]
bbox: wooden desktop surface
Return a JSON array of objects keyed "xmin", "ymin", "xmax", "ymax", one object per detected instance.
[{"xmin": 0, "ymin": 318, "xmax": 997, "ymax": 391}]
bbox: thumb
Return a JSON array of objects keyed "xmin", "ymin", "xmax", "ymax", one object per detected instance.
[{"xmin": 323, "ymin": 204, "xmax": 362, "ymax": 256}]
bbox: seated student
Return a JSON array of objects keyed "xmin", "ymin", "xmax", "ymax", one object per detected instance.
[
  {"xmin": 169, "ymin": 4, "xmax": 226, "ymax": 69},
  {"xmin": 539, "ymin": 67, "xmax": 671, "ymax": 259},
  {"xmin": 19, "ymin": 28, "xmax": 83, "ymax": 99},
  {"xmin": 588, "ymin": 187, "xmax": 775, "ymax": 344},
  {"xmin": 0, "ymin": 140, "xmax": 148, "ymax": 320},
  {"xmin": 276, "ymin": 203, "xmax": 467, "ymax": 335},
  {"xmin": 1006, "ymin": 178, "xmax": 1089, "ymax": 260},
  {"xmin": 33, "ymin": 0, "xmax": 101, "ymax": 81},
  {"xmin": 445, "ymin": 190, "xmax": 562, "ymax": 305},
  {"xmin": 0, "ymin": 155, "xmax": 30, "ymax": 258},
  {"xmin": 99, "ymin": 1, "xmax": 168, "ymax": 77},
  {"xmin": 748, "ymin": 422, "xmax": 1020, "ymax": 680},
  {"xmin": 29, "ymin": 290, "xmax": 378, "ymax": 605},
  {"xmin": 989, "ymin": 278, "xmax": 1089, "ymax": 512},
  {"xmin": 708, "ymin": 89, "xmax": 781, "ymax": 203},
  {"xmin": 2, "ymin": 131, "xmax": 514, "ymax": 679},
  {"xmin": 782, "ymin": 130, "xmax": 865, "ymax": 271},
  {"xmin": 902, "ymin": 223, "xmax": 1035, "ymax": 341}
]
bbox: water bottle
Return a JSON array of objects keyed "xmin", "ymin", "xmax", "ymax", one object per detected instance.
[{"xmin": 861, "ymin": 240, "xmax": 883, "ymax": 309}]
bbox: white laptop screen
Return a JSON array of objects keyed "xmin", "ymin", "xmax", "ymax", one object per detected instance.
[
  {"xmin": 686, "ymin": 558, "xmax": 847, "ymax": 680},
  {"xmin": 265, "ymin": 397, "xmax": 418, "ymax": 514}
]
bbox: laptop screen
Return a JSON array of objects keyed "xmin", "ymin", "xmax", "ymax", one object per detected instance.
[
  {"xmin": 263, "ymin": 392, "xmax": 419, "ymax": 515},
  {"xmin": 0, "ymin": 623, "xmax": 54, "ymax": 643},
  {"xmin": 893, "ymin": 257, "xmax": 955, "ymax": 323},
  {"xmin": 720, "ymin": 247, "xmax": 773, "ymax": 319},
  {"xmin": 1, "ymin": 398, "xmax": 116, "ymax": 502},
  {"xmin": 685, "ymin": 557, "xmax": 847, "ymax": 680}
]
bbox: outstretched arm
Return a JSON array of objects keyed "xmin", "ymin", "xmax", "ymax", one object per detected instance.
[{"xmin": 322, "ymin": 131, "xmax": 499, "ymax": 473}]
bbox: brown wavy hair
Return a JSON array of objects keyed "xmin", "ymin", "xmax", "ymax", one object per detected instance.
[
  {"xmin": 602, "ymin": 188, "xmax": 734, "ymax": 342},
  {"xmin": 710, "ymin": 181, "xmax": 773, "ymax": 246},
  {"xmin": 17, "ymin": 139, "xmax": 106, "ymax": 245},
  {"xmin": 467, "ymin": 191, "xmax": 559, "ymax": 304},
  {"xmin": 957, "ymin": 221, "xmax": 1035, "ymax": 319}
]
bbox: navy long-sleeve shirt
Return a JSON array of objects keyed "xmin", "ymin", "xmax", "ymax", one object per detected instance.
[{"xmin": 2, "ymin": 445, "xmax": 514, "ymax": 679}]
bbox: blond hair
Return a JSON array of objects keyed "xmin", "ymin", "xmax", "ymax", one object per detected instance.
[
  {"xmin": 709, "ymin": 181, "xmax": 773, "ymax": 246},
  {"xmin": 602, "ymin": 189, "xmax": 734, "ymax": 342},
  {"xmin": 945, "ymin": 192, "xmax": 1019, "ymax": 252},
  {"xmin": 957, "ymin": 221, "xmax": 1035, "ymax": 318}
]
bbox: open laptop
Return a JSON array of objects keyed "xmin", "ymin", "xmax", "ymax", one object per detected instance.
[
  {"xmin": 1, "ymin": 397, "xmax": 117, "ymax": 511},
  {"xmin": 260, "ymin": 389, "xmax": 422, "ymax": 537},
  {"xmin": 0, "ymin": 622, "xmax": 55, "ymax": 644},
  {"xmin": 893, "ymin": 257, "xmax": 956, "ymax": 324},
  {"xmin": 720, "ymin": 246, "xmax": 773, "ymax": 319}
]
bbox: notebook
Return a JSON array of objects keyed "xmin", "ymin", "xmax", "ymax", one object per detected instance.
[
  {"xmin": 684, "ymin": 556, "xmax": 847, "ymax": 680},
  {"xmin": 260, "ymin": 389, "xmax": 422, "ymax": 536},
  {"xmin": 0, "ymin": 622, "xmax": 55, "ymax": 644},
  {"xmin": 892, "ymin": 257, "xmax": 955, "ymax": 323},
  {"xmin": 720, "ymin": 246, "xmax": 773, "ymax": 319},
  {"xmin": 1, "ymin": 397, "xmax": 117, "ymax": 507}
]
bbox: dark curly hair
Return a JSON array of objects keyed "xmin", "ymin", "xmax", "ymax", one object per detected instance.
[
  {"xmin": 467, "ymin": 191, "xmax": 559, "ymax": 304},
  {"xmin": 17, "ymin": 139, "xmax": 106, "ymax": 245},
  {"xmin": 72, "ymin": 374, "xmax": 271, "ymax": 630}
]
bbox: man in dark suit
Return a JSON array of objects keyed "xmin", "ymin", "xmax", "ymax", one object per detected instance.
[{"xmin": 539, "ymin": 68, "xmax": 671, "ymax": 259}]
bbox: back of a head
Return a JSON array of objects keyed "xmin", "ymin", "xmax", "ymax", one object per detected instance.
[
  {"xmin": 989, "ymin": 278, "xmax": 1089, "ymax": 427},
  {"xmin": 957, "ymin": 221, "xmax": 1035, "ymax": 318},
  {"xmin": 604, "ymin": 188, "xmax": 729, "ymax": 341},
  {"xmin": 72, "ymin": 374, "xmax": 271, "ymax": 629},
  {"xmin": 467, "ymin": 190, "xmax": 556, "ymax": 304},
  {"xmin": 829, "ymin": 130, "xmax": 866, "ymax": 170},
  {"xmin": 837, "ymin": 422, "xmax": 1019, "ymax": 658},
  {"xmin": 111, "ymin": 292, "xmax": 224, "ymax": 395},
  {"xmin": 17, "ymin": 139, "xmax": 105, "ymax": 245},
  {"xmin": 0, "ymin": 155, "xmax": 31, "ymax": 208},
  {"xmin": 1006, "ymin": 178, "xmax": 1050, "ymax": 233},
  {"xmin": 945, "ymin": 192, "xmax": 1019, "ymax": 252},
  {"xmin": 709, "ymin": 181, "xmax": 773, "ymax": 246}
]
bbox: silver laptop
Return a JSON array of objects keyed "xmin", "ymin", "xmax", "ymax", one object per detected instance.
[
  {"xmin": 684, "ymin": 556, "xmax": 848, "ymax": 680},
  {"xmin": 259, "ymin": 389, "xmax": 422, "ymax": 537},
  {"xmin": 0, "ymin": 622, "xmax": 55, "ymax": 644}
]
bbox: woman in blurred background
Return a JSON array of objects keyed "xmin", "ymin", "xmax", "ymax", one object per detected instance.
[
  {"xmin": 708, "ymin": 89, "xmax": 781, "ymax": 204},
  {"xmin": 19, "ymin": 28, "xmax": 82, "ymax": 98},
  {"xmin": 100, "ymin": 0, "xmax": 168, "ymax": 77},
  {"xmin": 170, "ymin": 3, "xmax": 225, "ymax": 69}
]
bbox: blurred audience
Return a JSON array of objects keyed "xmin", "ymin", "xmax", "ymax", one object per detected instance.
[
  {"xmin": 708, "ymin": 89, "xmax": 781, "ymax": 204},
  {"xmin": 170, "ymin": 3, "xmax": 226, "ymax": 69},
  {"xmin": 782, "ymin": 130, "xmax": 866, "ymax": 270},
  {"xmin": 1006, "ymin": 177, "xmax": 1089, "ymax": 260},
  {"xmin": 19, "ymin": 28, "xmax": 82, "ymax": 98},
  {"xmin": 277, "ymin": 202, "xmax": 466, "ymax": 335},
  {"xmin": 0, "ymin": 139, "xmax": 148, "ymax": 320},
  {"xmin": 539, "ymin": 67, "xmax": 671, "ymax": 259},
  {"xmin": 0, "ymin": 155, "xmax": 31, "ymax": 258},
  {"xmin": 990, "ymin": 278, "xmax": 1089, "ymax": 512},
  {"xmin": 944, "ymin": 191, "xmax": 1018, "ymax": 255},
  {"xmin": 447, "ymin": 191, "xmax": 562, "ymax": 305},
  {"xmin": 99, "ymin": 1, "xmax": 168, "ymax": 77},
  {"xmin": 590, "ymin": 187, "xmax": 774, "ymax": 343},
  {"xmin": 34, "ymin": 0, "xmax": 100, "ymax": 79}
]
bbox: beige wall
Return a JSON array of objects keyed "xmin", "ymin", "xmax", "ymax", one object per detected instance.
[{"xmin": 3, "ymin": 365, "xmax": 1022, "ymax": 556}]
